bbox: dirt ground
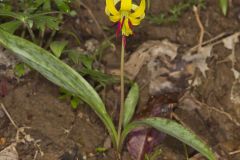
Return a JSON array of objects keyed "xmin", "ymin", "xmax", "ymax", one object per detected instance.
[{"xmin": 1, "ymin": 0, "xmax": 240, "ymax": 160}]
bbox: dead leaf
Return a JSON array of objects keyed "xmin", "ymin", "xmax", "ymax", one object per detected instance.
[
  {"xmin": 222, "ymin": 33, "xmax": 240, "ymax": 50},
  {"xmin": 230, "ymin": 80, "xmax": 240, "ymax": 104},
  {"xmin": 183, "ymin": 46, "xmax": 212, "ymax": 77},
  {"xmin": 124, "ymin": 40, "xmax": 178, "ymax": 80},
  {"xmin": 24, "ymin": 134, "xmax": 34, "ymax": 142},
  {"xmin": 222, "ymin": 33, "xmax": 240, "ymax": 79},
  {"xmin": 231, "ymin": 68, "xmax": 240, "ymax": 79},
  {"xmin": 0, "ymin": 144, "xmax": 18, "ymax": 160}
]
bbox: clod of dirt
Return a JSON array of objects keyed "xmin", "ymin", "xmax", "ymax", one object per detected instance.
[
  {"xmin": 0, "ymin": 48, "xmax": 18, "ymax": 79},
  {"xmin": 0, "ymin": 48, "xmax": 18, "ymax": 68}
]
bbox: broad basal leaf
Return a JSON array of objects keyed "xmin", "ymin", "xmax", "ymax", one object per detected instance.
[
  {"xmin": 122, "ymin": 118, "xmax": 216, "ymax": 160},
  {"xmin": 127, "ymin": 127, "xmax": 165, "ymax": 160},
  {"xmin": 126, "ymin": 100, "xmax": 171, "ymax": 160},
  {"xmin": 123, "ymin": 83, "xmax": 139, "ymax": 127},
  {"xmin": 0, "ymin": 28, "xmax": 117, "ymax": 147}
]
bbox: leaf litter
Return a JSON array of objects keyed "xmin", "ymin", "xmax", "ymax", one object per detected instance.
[
  {"xmin": 123, "ymin": 32, "xmax": 240, "ymax": 159},
  {"xmin": 0, "ymin": 104, "xmax": 43, "ymax": 160}
]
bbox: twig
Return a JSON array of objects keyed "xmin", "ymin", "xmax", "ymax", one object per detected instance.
[
  {"xmin": 229, "ymin": 149, "xmax": 240, "ymax": 155},
  {"xmin": 210, "ymin": 107, "xmax": 240, "ymax": 126},
  {"xmin": 1, "ymin": 103, "xmax": 18, "ymax": 129},
  {"xmin": 1, "ymin": 103, "xmax": 44, "ymax": 156},
  {"xmin": 80, "ymin": 2, "xmax": 107, "ymax": 39},
  {"xmin": 33, "ymin": 150, "xmax": 39, "ymax": 160},
  {"xmin": 181, "ymin": 96, "xmax": 240, "ymax": 127},
  {"xmin": 193, "ymin": 6, "xmax": 205, "ymax": 52},
  {"xmin": 189, "ymin": 32, "xmax": 229, "ymax": 52},
  {"xmin": 171, "ymin": 112, "xmax": 190, "ymax": 129}
]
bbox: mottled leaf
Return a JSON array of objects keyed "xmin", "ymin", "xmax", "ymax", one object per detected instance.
[
  {"xmin": 126, "ymin": 102, "xmax": 170, "ymax": 160},
  {"xmin": 122, "ymin": 118, "xmax": 216, "ymax": 160},
  {"xmin": 0, "ymin": 28, "xmax": 117, "ymax": 147},
  {"xmin": 127, "ymin": 127, "xmax": 165, "ymax": 160},
  {"xmin": 124, "ymin": 83, "xmax": 139, "ymax": 127}
]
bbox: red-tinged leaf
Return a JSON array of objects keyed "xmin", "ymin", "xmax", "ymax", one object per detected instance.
[
  {"xmin": 127, "ymin": 127, "xmax": 165, "ymax": 160},
  {"xmin": 126, "ymin": 101, "xmax": 173, "ymax": 160},
  {"xmin": 123, "ymin": 118, "xmax": 216, "ymax": 160}
]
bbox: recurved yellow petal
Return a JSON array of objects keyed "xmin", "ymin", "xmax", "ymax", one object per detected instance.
[
  {"xmin": 109, "ymin": 14, "xmax": 121, "ymax": 22},
  {"xmin": 129, "ymin": 16, "xmax": 141, "ymax": 25},
  {"xmin": 106, "ymin": 0, "xmax": 119, "ymax": 15},
  {"xmin": 121, "ymin": 0, "xmax": 132, "ymax": 11},
  {"xmin": 130, "ymin": 0, "xmax": 146, "ymax": 18}
]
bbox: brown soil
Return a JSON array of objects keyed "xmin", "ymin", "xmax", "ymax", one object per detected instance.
[{"xmin": 1, "ymin": 0, "xmax": 240, "ymax": 160}]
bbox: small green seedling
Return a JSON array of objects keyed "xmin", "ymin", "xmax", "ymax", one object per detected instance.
[
  {"xmin": 219, "ymin": 0, "xmax": 228, "ymax": 16},
  {"xmin": 95, "ymin": 147, "xmax": 108, "ymax": 153},
  {"xmin": 147, "ymin": 0, "xmax": 206, "ymax": 25},
  {"xmin": 144, "ymin": 148, "xmax": 162, "ymax": 160},
  {"xmin": 14, "ymin": 63, "xmax": 26, "ymax": 77}
]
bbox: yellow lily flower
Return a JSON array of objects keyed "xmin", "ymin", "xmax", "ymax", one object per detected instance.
[{"xmin": 105, "ymin": 0, "xmax": 146, "ymax": 37}]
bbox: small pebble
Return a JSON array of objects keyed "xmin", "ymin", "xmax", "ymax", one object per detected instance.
[
  {"xmin": 82, "ymin": 155, "xmax": 87, "ymax": 160},
  {"xmin": 88, "ymin": 153, "xmax": 94, "ymax": 157}
]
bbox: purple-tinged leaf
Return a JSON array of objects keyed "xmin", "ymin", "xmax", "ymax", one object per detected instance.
[
  {"xmin": 124, "ymin": 118, "xmax": 216, "ymax": 160},
  {"xmin": 126, "ymin": 100, "xmax": 174, "ymax": 160},
  {"xmin": 127, "ymin": 127, "xmax": 165, "ymax": 160}
]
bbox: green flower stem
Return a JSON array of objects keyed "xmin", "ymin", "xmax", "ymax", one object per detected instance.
[
  {"xmin": 26, "ymin": 23, "xmax": 36, "ymax": 43},
  {"xmin": 117, "ymin": 36, "xmax": 125, "ymax": 153}
]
